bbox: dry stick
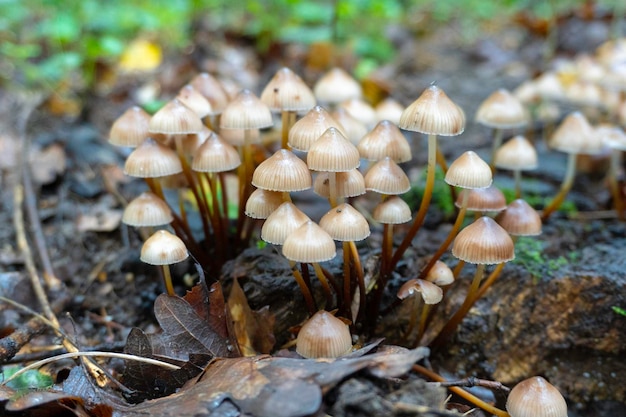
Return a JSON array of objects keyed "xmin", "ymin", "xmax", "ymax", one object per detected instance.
[
  {"xmin": 541, "ymin": 152, "xmax": 577, "ymax": 221},
  {"xmin": 6, "ymin": 340, "xmax": 126, "ymax": 365},
  {"xmin": 412, "ymin": 364, "xmax": 511, "ymax": 417}
]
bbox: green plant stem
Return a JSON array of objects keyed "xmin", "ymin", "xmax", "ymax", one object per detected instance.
[
  {"xmin": 412, "ymin": 365, "xmax": 511, "ymax": 417},
  {"xmin": 161, "ymin": 264, "xmax": 176, "ymax": 296},
  {"xmin": 541, "ymin": 152, "xmax": 577, "ymax": 221},
  {"xmin": 608, "ymin": 150, "xmax": 624, "ymax": 220},
  {"xmin": 430, "ymin": 263, "xmax": 485, "ymax": 349},
  {"xmin": 390, "ymin": 134, "xmax": 438, "ymax": 270},
  {"xmin": 289, "ymin": 261, "xmax": 316, "ymax": 315},
  {"xmin": 418, "ymin": 190, "xmax": 468, "ymax": 280}
]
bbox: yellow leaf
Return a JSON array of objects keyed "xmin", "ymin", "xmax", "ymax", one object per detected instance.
[{"xmin": 118, "ymin": 39, "xmax": 162, "ymax": 72}]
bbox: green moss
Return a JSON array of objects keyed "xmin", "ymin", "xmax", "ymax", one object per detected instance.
[
  {"xmin": 403, "ymin": 166, "xmax": 455, "ymax": 217},
  {"xmin": 513, "ymin": 237, "xmax": 579, "ymax": 282}
]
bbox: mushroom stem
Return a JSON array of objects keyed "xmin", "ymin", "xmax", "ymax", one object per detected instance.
[
  {"xmin": 412, "ymin": 365, "xmax": 511, "ymax": 417},
  {"xmin": 342, "ymin": 242, "xmax": 352, "ymax": 321},
  {"xmin": 289, "ymin": 261, "xmax": 317, "ymax": 315},
  {"xmin": 329, "ymin": 172, "xmax": 338, "ymax": 208},
  {"xmin": 418, "ymin": 190, "xmax": 469, "ymax": 280},
  {"xmin": 390, "ymin": 134, "xmax": 438, "ymax": 270},
  {"xmin": 453, "ymin": 260, "xmax": 465, "ymax": 277},
  {"xmin": 513, "ymin": 169, "xmax": 522, "ymax": 199},
  {"xmin": 430, "ymin": 263, "xmax": 486, "ymax": 349},
  {"xmin": 403, "ymin": 296, "xmax": 423, "ymax": 346},
  {"xmin": 541, "ymin": 152, "xmax": 577, "ymax": 220},
  {"xmin": 236, "ymin": 129, "xmax": 256, "ymax": 245},
  {"xmin": 161, "ymin": 264, "xmax": 176, "ymax": 297},
  {"xmin": 489, "ymin": 128, "xmax": 504, "ymax": 173},
  {"xmin": 312, "ymin": 262, "xmax": 334, "ymax": 309},
  {"xmin": 348, "ymin": 240, "xmax": 366, "ymax": 323},
  {"xmin": 608, "ymin": 150, "xmax": 624, "ymax": 220},
  {"xmin": 281, "ymin": 110, "xmax": 296, "ymax": 149},
  {"xmin": 415, "ymin": 303, "xmax": 432, "ymax": 346},
  {"xmin": 436, "ymin": 147, "xmax": 456, "ymax": 202},
  {"xmin": 381, "ymin": 223, "xmax": 394, "ymax": 278}
]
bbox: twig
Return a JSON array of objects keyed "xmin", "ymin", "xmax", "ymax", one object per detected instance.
[
  {"xmin": 436, "ymin": 376, "xmax": 511, "ymax": 393},
  {"xmin": 1, "ymin": 351, "xmax": 181, "ymax": 386},
  {"xmin": 5, "ymin": 341, "xmax": 126, "ymax": 365}
]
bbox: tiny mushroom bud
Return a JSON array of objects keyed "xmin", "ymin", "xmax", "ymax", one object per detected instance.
[
  {"xmin": 506, "ymin": 376, "xmax": 568, "ymax": 417},
  {"xmin": 296, "ymin": 310, "xmax": 352, "ymax": 359}
]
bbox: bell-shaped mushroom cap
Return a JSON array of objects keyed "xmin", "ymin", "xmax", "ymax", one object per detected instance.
[
  {"xmin": 313, "ymin": 67, "xmax": 362, "ymax": 104},
  {"xmin": 445, "ymin": 151, "xmax": 492, "ymax": 189},
  {"xmin": 549, "ymin": 112, "xmax": 603, "ymax": 155},
  {"xmin": 331, "ymin": 107, "xmax": 368, "ymax": 145},
  {"xmin": 181, "ymin": 126, "xmax": 211, "ymax": 157},
  {"xmin": 296, "ymin": 310, "xmax": 352, "ymax": 359},
  {"xmin": 220, "ymin": 128, "xmax": 261, "ymax": 146},
  {"xmin": 245, "ymin": 189, "xmax": 284, "ymax": 220},
  {"xmin": 364, "ymin": 157, "xmax": 411, "ymax": 195},
  {"xmin": 452, "ymin": 216, "xmax": 515, "ymax": 265},
  {"xmin": 149, "ymin": 99, "xmax": 204, "ymax": 135},
  {"xmin": 220, "ymin": 89, "xmax": 273, "ymax": 130},
  {"xmin": 319, "ymin": 203, "xmax": 370, "ymax": 242},
  {"xmin": 475, "ymin": 88, "xmax": 529, "ymax": 129},
  {"xmin": 307, "ymin": 127, "xmax": 360, "ymax": 172},
  {"xmin": 425, "ymin": 261, "xmax": 454, "ymax": 286},
  {"xmin": 494, "ymin": 135, "xmax": 538, "ymax": 171},
  {"xmin": 282, "ymin": 221, "xmax": 337, "ymax": 263},
  {"xmin": 176, "ymin": 84, "xmax": 213, "ymax": 118},
  {"xmin": 455, "ymin": 186, "xmax": 507, "ymax": 213},
  {"xmin": 597, "ymin": 123, "xmax": 626, "ymax": 151},
  {"xmin": 261, "ymin": 202, "xmax": 310, "ymax": 245},
  {"xmin": 288, "ymin": 105, "xmax": 345, "ymax": 151},
  {"xmin": 123, "ymin": 192, "xmax": 173, "ymax": 227},
  {"xmin": 506, "ymin": 376, "xmax": 568, "ymax": 417},
  {"xmin": 192, "ymin": 132, "xmax": 241, "ymax": 173},
  {"xmin": 397, "ymin": 278, "xmax": 443, "ymax": 304},
  {"xmin": 252, "ymin": 149, "xmax": 311, "ymax": 192},
  {"xmin": 358, "ymin": 120, "xmax": 412, "ymax": 163},
  {"xmin": 399, "ymin": 85, "xmax": 465, "ymax": 136},
  {"xmin": 565, "ymin": 80, "xmax": 603, "ymax": 108},
  {"xmin": 314, "ymin": 169, "xmax": 366, "ymax": 199},
  {"xmin": 340, "ymin": 98, "xmax": 377, "ymax": 128},
  {"xmin": 109, "ymin": 106, "xmax": 151, "ymax": 147},
  {"xmin": 140, "ymin": 230, "xmax": 188, "ymax": 265},
  {"xmin": 375, "ymin": 98, "xmax": 404, "ymax": 125},
  {"xmin": 124, "ymin": 138, "xmax": 182, "ymax": 178},
  {"xmin": 372, "ymin": 196, "xmax": 412, "ymax": 224},
  {"xmin": 189, "ymin": 72, "xmax": 230, "ymax": 115},
  {"xmin": 496, "ymin": 199, "xmax": 542, "ymax": 236},
  {"xmin": 534, "ymin": 71, "xmax": 565, "ymax": 101},
  {"xmin": 260, "ymin": 67, "xmax": 316, "ymax": 113}
]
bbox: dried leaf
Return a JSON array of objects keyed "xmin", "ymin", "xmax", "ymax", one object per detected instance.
[
  {"xmin": 76, "ymin": 209, "xmax": 122, "ymax": 232},
  {"xmin": 228, "ymin": 278, "xmax": 275, "ymax": 356}
]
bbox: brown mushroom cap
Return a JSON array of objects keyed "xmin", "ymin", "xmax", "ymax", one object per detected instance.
[
  {"xmin": 549, "ymin": 111, "xmax": 603, "ymax": 156},
  {"xmin": 375, "ymin": 98, "xmax": 404, "ymax": 125},
  {"xmin": 109, "ymin": 106, "xmax": 151, "ymax": 148},
  {"xmin": 364, "ymin": 157, "xmax": 411, "ymax": 195},
  {"xmin": 313, "ymin": 67, "xmax": 362, "ymax": 104},
  {"xmin": 506, "ymin": 376, "xmax": 568, "ymax": 417},
  {"xmin": 190, "ymin": 72, "xmax": 230, "ymax": 115},
  {"xmin": 452, "ymin": 216, "xmax": 515, "ymax": 264},
  {"xmin": 307, "ymin": 127, "xmax": 360, "ymax": 172},
  {"xmin": 475, "ymin": 88, "xmax": 529, "ymax": 129},
  {"xmin": 495, "ymin": 199, "xmax": 542, "ymax": 236},
  {"xmin": 122, "ymin": 192, "xmax": 173, "ymax": 227},
  {"xmin": 140, "ymin": 230, "xmax": 188, "ymax": 265},
  {"xmin": 314, "ymin": 170, "xmax": 366, "ymax": 199},
  {"xmin": 288, "ymin": 105, "xmax": 345, "ymax": 152},
  {"xmin": 319, "ymin": 203, "xmax": 370, "ymax": 242},
  {"xmin": 425, "ymin": 260, "xmax": 455, "ymax": 286},
  {"xmin": 340, "ymin": 98, "xmax": 378, "ymax": 128},
  {"xmin": 372, "ymin": 196, "xmax": 412, "ymax": 224},
  {"xmin": 296, "ymin": 310, "xmax": 352, "ymax": 359},
  {"xmin": 282, "ymin": 221, "xmax": 337, "ymax": 263},
  {"xmin": 330, "ymin": 107, "xmax": 368, "ymax": 145},
  {"xmin": 245, "ymin": 189, "xmax": 284, "ymax": 219},
  {"xmin": 192, "ymin": 132, "xmax": 241, "ymax": 173},
  {"xmin": 399, "ymin": 85, "xmax": 465, "ymax": 136},
  {"xmin": 148, "ymin": 99, "xmax": 204, "ymax": 135},
  {"xmin": 494, "ymin": 135, "xmax": 538, "ymax": 171},
  {"xmin": 176, "ymin": 84, "xmax": 213, "ymax": 118},
  {"xmin": 358, "ymin": 120, "xmax": 412, "ymax": 163},
  {"xmin": 455, "ymin": 186, "xmax": 507, "ymax": 213},
  {"xmin": 397, "ymin": 278, "xmax": 443, "ymax": 304},
  {"xmin": 252, "ymin": 149, "xmax": 312, "ymax": 192},
  {"xmin": 260, "ymin": 67, "xmax": 316, "ymax": 113},
  {"xmin": 261, "ymin": 202, "xmax": 310, "ymax": 245},
  {"xmin": 445, "ymin": 151, "xmax": 492, "ymax": 189},
  {"xmin": 124, "ymin": 138, "xmax": 183, "ymax": 178},
  {"xmin": 220, "ymin": 89, "xmax": 273, "ymax": 130}
]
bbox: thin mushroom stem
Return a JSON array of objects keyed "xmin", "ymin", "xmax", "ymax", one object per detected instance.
[
  {"xmin": 281, "ymin": 110, "xmax": 296, "ymax": 149},
  {"xmin": 436, "ymin": 147, "xmax": 456, "ymax": 202},
  {"xmin": 289, "ymin": 261, "xmax": 316, "ymax": 315},
  {"xmin": 453, "ymin": 260, "xmax": 465, "ymax": 277},
  {"xmin": 312, "ymin": 262, "xmax": 334, "ymax": 309},
  {"xmin": 541, "ymin": 152, "xmax": 577, "ymax": 221},
  {"xmin": 349, "ymin": 240, "xmax": 366, "ymax": 323},
  {"xmin": 391, "ymin": 134, "xmax": 438, "ymax": 270},
  {"xmin": 161, "ymin": 264, "xmax": 176, "ymax": 297},
  {"xmin": 608, "ymin": 150, "xmax": 624, "ymax": 220},
  {"xmin": 342, "ymin": 241, "xmax": 352, "ymax": 321},
  {"xmin": 489, "ymin": 128, "xmax": 504, "ymax": 173},
  {"xmin": 415, "ymin": 303, "xmax": 432, "ymax": 346},
  {"xmin": 237, "ymin": 129, "xmax": 255, "ymax": 242},
  {"xmin": 430, "ymin": 263, "xmax": 486, "ymax": 349},
  {"xmin": 514, "ymin": 169, "xmax": 522, "ymax": 199},
  {"xmin": 329, "ymin": 172, "xmax": 338, "ymax": 208},
  {"xmin": 418, "ymin": 190, "xmax": 468, "ymax": 280}
]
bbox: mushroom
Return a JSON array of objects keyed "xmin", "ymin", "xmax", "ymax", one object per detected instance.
[
  {"xmin": 494, "ymin": 135, "xmax": 538, "ymax": 198},
  {"xmin": 506, "ymin": 376, "xmax": 568, "ymax": 417},
  {"xmin": 109, "ymin": 106, "xmax": 151, "ymax": 148},
  {"xmin": 140, "ymin": 230, "xmax": 188, "ymax": 296},
  {"xmin": 296, "ymin": 311, "xmax": 352, "ymax": 359}
]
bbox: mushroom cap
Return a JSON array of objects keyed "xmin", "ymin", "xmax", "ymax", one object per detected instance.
[
  {"xmin": 549, "ymin": 112, "xmax": 603, "ymax": 155},
  {"xmin": 319, "ymin": 203, "xmax": 370, "ymax": 242},
  {"xmin": 252, "ymin": 149, "xmax": 312, "ymax": 192},
  {"xmin": 358, "ymin": 120, "xmax": 412, "ymax": 163},
  {"xmin": 597, "ymin": 123, "xmax": 626, "ymax": 151},
  {"xmin": 124, "ymin": 138, "xmax": 183, "ymax": 178},
  {"xmin": 148, "ymin": 99, "xmax": 204, "ymax": 135},
  {"xmin": 455, "ymin": 186, "xmax": 507, "ymax": 213},
  {"xmin": 496, "ymin": 199, "xmax": 542, "ymax": 236},
  {"xmin": 313, "ymin": 67, "xmax": 362, "ymax": 104},
  {"xmin": 296, "ymin": 310, "xmax": 352, "ymax": 359},
  {"xmin": 397, "ymin": 278, "xmax": 443, "ymax": 304},
  {"xmin": 475, "ymin": 88, "xmax": 529, "ymax": 129},
  {"xmin": 220, "ymin": 89, "xmax": 273, "ymax": 130},
  {"xmin": 282, "ymin": 221, "xmax": 337, "ymax": 263},
  {"xmin": 260, "ymin": 67, "xmax": 316, "ymax": 113},
  {"xmin": 372, "ymin": 196, "xmax": 412, "ymax": 224},
  {"xmin": 375, "ymin": 98, "xmax": 404, "ymax": 125},
  {"xmin": 425, "ymin": 260, "xmax": 455, "ymax": 286},
  {"xmin": 122, "ymin": 192, "xmax": 173, "ymax": 227},
  {"xmin": 331, "ymin": 107, "xmax": 368, "ymax": 145},
  {"xmin": 288, "ymin": 105, "xmax": 345, "ymax": 152},
  {"xmin": 506, "ymin": 376, "xmax": 568, "ymax": 417},
  {"xmin": 314, "ymin": 170, "xmax": 366, "ymax": 199},
  {"xmin": 192, "ymin": 132, "xmax": 241, "ymax": 172},
  {"xmin": 190, "ymin": 72, "xmax": 230, "ymax": 115},
  {"xmin": 445, "ymin": 151, "xmax": 492, "ymax": 189},
  {"xmin": 399, "ymin": 85, "xmax": 465, "ymax": 136},
  {"xmin": 175, "ymin": 84, "xmax": 213, "ymax": 118},
  {"xmin": 364, "ymin": 157, "xmax": 411, "ymax": 195},
  {"xmin": 220, "ymin": 128, "xmax": 261, "ymax": 146},
  {"xmin": 140, "ymin": 230, "xmax": 188, "ymax": 265},
  {"xmin": 452, "ymin": 216, "xmax": 515, "ymax": 264},
  {"xmin": 340, "ymin": 98, "xmax": 378, "ymax": 128},
  {"xmin": 307, "ymin": 127, "xmax": 360, "ymax": 172},
  {"xmin": 261, "ymin": 202, "xmax": 311, "ymax": 245},
  {"xmin": 109, "ymin": 106, "xmax": 151, "ymax": 148},
  {"xmin": 494, "ymin": 135, "xmax": 538, "ymax": 171},
  {"xmin": 245, "ymin": 189, "xmax": 284, "ymax": 219}
]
